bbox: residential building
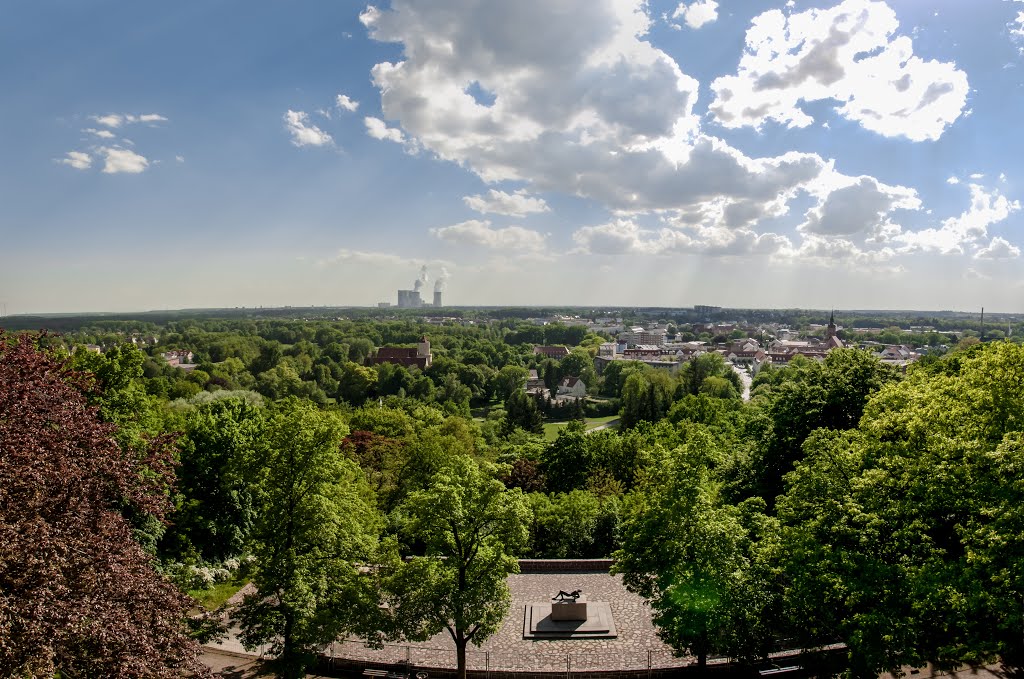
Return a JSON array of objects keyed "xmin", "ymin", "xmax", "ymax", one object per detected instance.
[
  {"xmin": 525, "ymin": 369, "xmax": 547, "ymax": 395},
  {"xmin": 557, "ymin": 376, "xmax": 587, "ymax": 398},
  {"xmin": 620, "ymin": 326, "xmax": 668, "ymax": 346},
  {"xmin": 534, "ymin": 345, "xmax": 570, "ymax": 360},
  {"xmin": 374, "ymin": 336, "xmax": 432, "ymax": 370}
]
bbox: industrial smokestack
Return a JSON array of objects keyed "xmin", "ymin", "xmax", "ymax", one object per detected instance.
[{"xmin": 433, "ymin": 291, "xmax": 442, "ymax": 307}]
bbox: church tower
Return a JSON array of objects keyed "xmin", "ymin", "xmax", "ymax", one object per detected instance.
[{"xmin": 827, "ymin": 310, "xmax": 837, "ymax": 339}]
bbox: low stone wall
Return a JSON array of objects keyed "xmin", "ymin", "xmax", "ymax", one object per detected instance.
[
  {"xmin": 517, "ymin": 559, "xmax": 614, "ymax": 573},
  {"xmin": 319, "ymin": 655, "xmax": 740, "ymax": 679}
]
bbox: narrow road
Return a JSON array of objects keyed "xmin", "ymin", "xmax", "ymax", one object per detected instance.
[
  {"xmin": 731, "ymin": 365, "xmax": 752, "ymax": 401},
  {"xmin": 587, "ymin": 418, "xmax": 620, "ymax": 432}
]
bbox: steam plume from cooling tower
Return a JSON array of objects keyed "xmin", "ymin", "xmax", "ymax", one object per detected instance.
[
  {"xmin": 414, "ymin": 265, "xmax": 429, "ymax": 291},
  {"xmin": 434, "ymin": 266, "xmax": 449, "ymax": 292}
]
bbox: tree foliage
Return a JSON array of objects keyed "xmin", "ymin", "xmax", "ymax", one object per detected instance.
[
  {"xmin": 387, "ymin": 457, "xmax": 529, "ymax": 679},
  {"xmin": 0, "ymin": 333, "xmax": 209, "ymax": 678},
  {"xmin": 778, "ymin": 342, "xmax": 1024, "ymax": 676},
  {"xmin": 614, "ymin": 427, "xmax": 784, "ymax": 668},
  {"xmin": 233, "ymin": 399, "xmax": 383, "ymax": 678}
]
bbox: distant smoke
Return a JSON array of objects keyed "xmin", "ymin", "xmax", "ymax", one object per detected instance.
[
  {"xmin": 414, "ymin": 265, "xmax": 429, "ymax": 291},
  {"xmin": 434, "ymin": 266, "xmax": 449, "ymax": 292}
]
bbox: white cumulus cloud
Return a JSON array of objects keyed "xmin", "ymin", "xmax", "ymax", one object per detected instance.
[
  {"xmin": 83, "ymin": 128, "xmax": 116, "ymax": 139},
  {"xmin": 430, "ymin": 219, "xmax": 547, "ymax": 251},
  {"xmin": 800, "ymin": 174, "xmax": 921, "ymax": 240},
  {"xmin": 709, "ymin": 0, "xmax": 969, "ymax": 141},
  {"xmin": 98, "ymin": 146, "xmax": 149, "ymax": 174},
  {"xmin": 359, "ymin": 0, "xmax": 963, "ymax": 267},
  {"xmin": 284, "ymin": 110, "xmax": 333, "ymax": 147},
  {"xmin": 364, "ymin": 116, "xmax": 406, "ymax": 144},
  {"xmin": 336, "ymin": 94, "xmax": 359, "ymax": 112},
  {"xmin": 572, "ymin": 219, "xmax": 793, "ymax": 258},
  {"xmin": 59, "ymin": 151, "xmax": 92, "ymax": 170},
  {"xmin": 463, "ymin": 189, "xmax": 549, "ymax": 217},
  {"xmin": 673, "ymin": 0, "xmax": 718, "ymax": 29},
  {"xmin": 896, "ymin": 184, "xmax": 1021, "ymax": 254},
  {"xmin": 90, "ymin": 113, "xmax": 168, "ymax": 128},
  {"xmin": 974, "ymin": 236, "xmax": 1021, "ymax": 260}
]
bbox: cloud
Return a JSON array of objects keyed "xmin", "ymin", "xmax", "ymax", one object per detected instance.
[
  {"xmin": 97, "ymin": 146, "xmax": 149, "ymax": 174},
  {"xmin": 1011, "ymin": 10, "xmax": 1024, "ymax": 52},
  {"xmin": 283, "ymin": 110, "xmax": 333, "ymax": 147},
  {"xmin": 572, "ymin": 219, "xmax": 793, "ymax": 257},
  {"xmin": 364, "ymin": 116, "xmax": 405, "ymax": 144},
  {"xmin": 709, "ymin": 0, "xmax": 969, "ymax": 141},
  {"xmin": 462, "ymin": 189, "xmax": 549, "ymax": 217},
  {"xmin": 336, "ymin": 94, "xmax": 359, "ymax": 112},
  {"xmin": 800, "ymin": 174, "xmax": 920, "ymax": 239},
  {"xmin": 361, "ymin": 0, "xmax": 740, "ymax": 206},
  {"xmin": 360, "ymin": 0, "xmax": 959, "ymax": 270},
  {"xmin": 316, "ymin": 248, "xmax": 452, "ymax": 269},
  {"xmin": 90, "ymin": 113, "xmax": 168, "ymax": 128},
  {"xmin": 672, "ymin": 0, "xmax": 718, "ymax": 29},
  {"xmin": 430, "ymin": 219, "xmax": 547, "ymax": 251},
  {"xmin": 974, "ymin": 236, "xmax": 1021, "ymax": 260},
  {"xmin": 964, "ymin": 267, "xmax": 991, "ymax": 281},
  {"xmin": 896, "ymin": 184, "xmax": 1021, "ymax": 254},
  {"xmin": 83, "ymin": 128, "xmax": 116, "ymax": 139},
  {"xmin": 58, "ymin": 151, "xmax": 92, "ymax": 170}
]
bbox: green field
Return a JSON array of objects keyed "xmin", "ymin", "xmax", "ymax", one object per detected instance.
[
  {"xmin": 188, "ymin": 578, "xmax": 248, "ymax": 611},
  {"xmin": 542, "ymin": 415, "xmax": 620, "ymax": 441}
]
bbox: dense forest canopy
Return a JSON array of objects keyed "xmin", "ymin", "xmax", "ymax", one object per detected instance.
[{"xmin": 3, "ymin": 308, "xmax": 1024, "ymax": 677}]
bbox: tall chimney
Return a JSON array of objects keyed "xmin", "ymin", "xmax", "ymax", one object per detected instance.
[{"xmin": 433, "ymin": 291, "xmax": 443, "ymax": 307}]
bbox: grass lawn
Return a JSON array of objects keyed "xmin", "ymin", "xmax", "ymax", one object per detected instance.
[
  {"xmin": 189, "ymin": 578, "xmax": 248, "ymax": 611},
  {"xmin": 542, "ymin": 415, "xmax": 620, "ymax": 441},
  {"xmin": 586, "ymin": 415, "xmax": 619, "ymax": 427}
]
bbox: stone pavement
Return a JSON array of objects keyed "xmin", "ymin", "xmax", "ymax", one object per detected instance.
[{"xmin": 327, "ymin": 572, "xmax": 685, "ymax": 672}]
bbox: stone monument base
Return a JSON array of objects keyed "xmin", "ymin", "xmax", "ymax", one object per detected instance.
[
  {"xmin": 551, "ymin": 595, "xmax": 588, "ymax": 621},
  {"xmin": 523, "ymin": 601, "xmax": 617, "ymax": 639}
]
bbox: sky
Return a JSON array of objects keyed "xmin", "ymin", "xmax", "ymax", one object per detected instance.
[{"xmin": 2, "ymin": 0, "xmax": 1024, "ymax": 314}]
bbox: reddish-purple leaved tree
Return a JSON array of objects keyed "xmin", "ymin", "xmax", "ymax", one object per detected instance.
[{"xmin": 0, "ymin": 333, "xmax": 210, "ymax": 678}]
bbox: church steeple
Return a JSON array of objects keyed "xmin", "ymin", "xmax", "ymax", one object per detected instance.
[{"xmin": 827, "ymin": 309, "xmax": 837, "ymax": 339}]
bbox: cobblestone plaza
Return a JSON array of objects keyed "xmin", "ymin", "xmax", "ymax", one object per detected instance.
[{"xmin": 329, "ymin": 571, "xmax": 685, "ymax": 672}]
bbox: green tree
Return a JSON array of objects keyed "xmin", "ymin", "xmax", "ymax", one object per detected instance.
[
  {"xmin": 559, "ymin": 348, "xmax": 597, "ymax": 392},
  {"xmin": 388, "ymin": 457, "xmax": 529, "ymax": 679},
  {"xmin": 614, "ymin": 427, "xmax": 784, "ymax": 669},
  {"xmin": 502, "ymin": 389, "xmax": 543, "ymax": 436},
  {"xmin": 337, "ymin": 361, "xmax": 378, "ymax": 405},
  {"xmin": 162, "ymin": 396, "xmax": 266, "ymax": 561},
  {"xmin": 492, "ymin": 365, "xmax": 529, "ymax": 402},
  {"xmin": 777, "ymin": 343, "xmax": 1024, "ymax": 676},
  {"xmin": 747, "ymin": 348, "xmax": 898, "ymax": 504},
  {"xmin": 620, "ymin": 368, "xmax": 675, "ymax": 429},
  {"xmin": 233, "ymin": 399, "xmax": 383, "ymax": 678},
  {"xmin": 542, "ymin": 420, "xmax": 591, "ymax": 491}
]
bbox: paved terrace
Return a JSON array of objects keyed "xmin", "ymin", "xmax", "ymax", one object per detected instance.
[{"xmin": 327, "ymin": 564, "xmax": 685, "ymax": 673}]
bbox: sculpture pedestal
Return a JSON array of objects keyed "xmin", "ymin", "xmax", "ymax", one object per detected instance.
[
  {"xmin": 523, "ymin": 599, "xmax": 617, "ymax": 639},
  {"xmin": 550, "ymin": 597, "xmax": 588, "ymax": 621}
]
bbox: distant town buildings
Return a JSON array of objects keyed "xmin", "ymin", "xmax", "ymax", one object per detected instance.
[
  {"xmin": 373, "ymin": 336, "xmax": 433, "ymax": 370},
  {"xmin": 620, "ymin": 326, "xmax": 667, "ymax": 346},
  {"xmin": 162, "ymin": 350, "xmax": 198, "ymax": 371},
  {"xmin": 533, "ymin": 345, "xmax": 570, "ymax": 360}
]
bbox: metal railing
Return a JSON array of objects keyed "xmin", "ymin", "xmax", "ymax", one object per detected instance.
[{"xmin": 325, "ymin": 639, "xmax": 689, "ymax": 673}]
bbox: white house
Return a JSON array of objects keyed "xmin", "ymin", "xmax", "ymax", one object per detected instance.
[{"xmin": 557, "ymin": 376, "xmax": 587, "ymax": 398}]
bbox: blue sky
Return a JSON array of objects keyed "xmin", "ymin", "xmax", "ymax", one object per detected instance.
[{"xmin": 2, "ymin": 0, "xmax": 1023, "ymax": 314}]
